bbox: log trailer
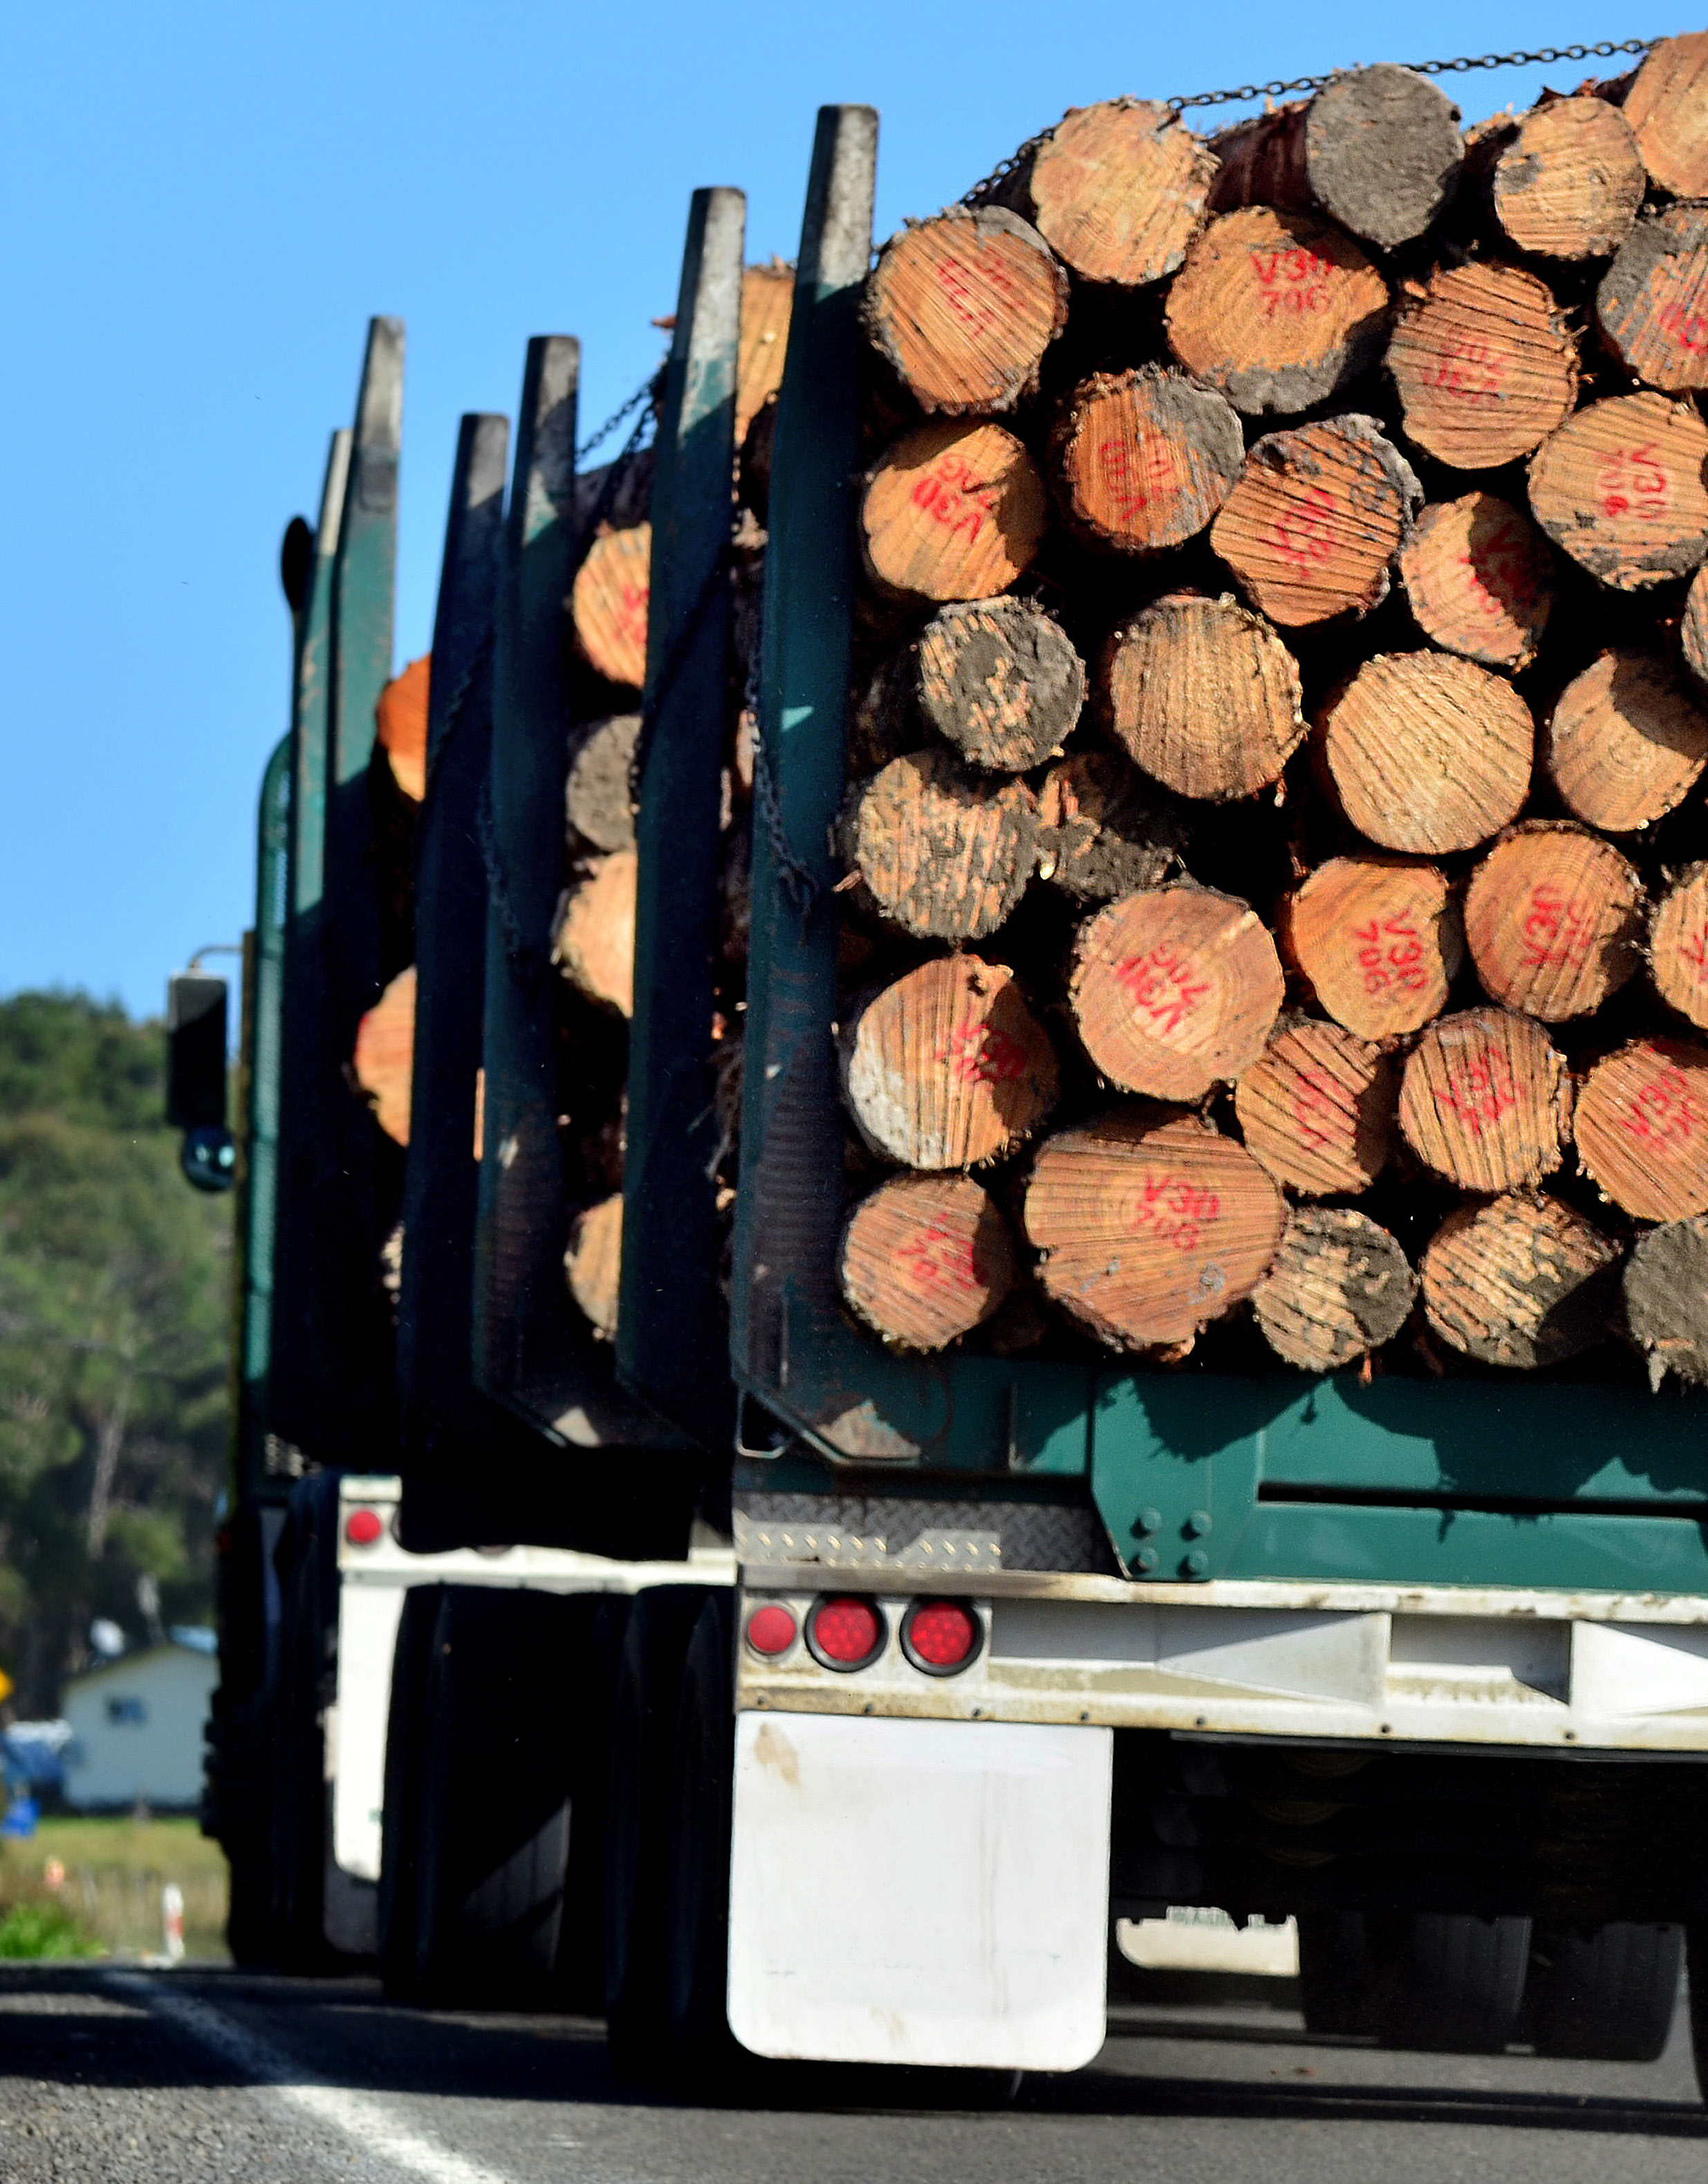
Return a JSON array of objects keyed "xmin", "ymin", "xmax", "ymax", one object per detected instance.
[{"xmin": 172, "ymin": 67, "xmax": 1708, "ymax": 2093}]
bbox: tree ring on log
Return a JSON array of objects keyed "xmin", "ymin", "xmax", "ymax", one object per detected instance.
[
  {"xmin": 1528, "ymin": 391, "xmax": 1708, "ymax": 590},
  {"xmin": 839, "ymin": 1173, "xmax": 1019, "ymax": 1350},
  {"xmin": 1398, "ymin": 1006, "xmax": 1570, "ymax": 1193},
  {"xmin": 1252, "ymin": 1206, "xmax": 1418, "ymax": 1371},
  {"xmin": 1420, "ymin": 1193, "xmax": 1618, "ymax": 1370},
  {"xmin": 1463, "ymin": 821, "xmax": 1643, "ymax": 1023},
  {"xmin": 1575, "ymin": 1036, "xmax": 1708, "ymax": 1222}
]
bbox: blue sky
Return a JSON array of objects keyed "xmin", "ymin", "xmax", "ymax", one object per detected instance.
[{"xmin": 0, "ymin": 0, "xmax": 1671, "ymax": 1018}]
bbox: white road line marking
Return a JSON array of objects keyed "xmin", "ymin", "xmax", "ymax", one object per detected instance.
[{"xmin": 104, "ymin": 1972, "xmax": 518, "ymax": 2184}]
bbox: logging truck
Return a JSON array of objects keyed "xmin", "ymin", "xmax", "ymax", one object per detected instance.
[{"xmin": 174, "ymin": 41, "xmax": 1708, "ymax": 2089}]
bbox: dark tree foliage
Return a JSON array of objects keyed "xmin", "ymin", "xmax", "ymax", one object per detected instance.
[{"xmin": 0, "ymin": 992, "xmax": 228, "ymax": 1713}]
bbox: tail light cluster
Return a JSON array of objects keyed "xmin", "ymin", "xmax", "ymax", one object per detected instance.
[
  {"xmin": 343, "ymin": 1507, "xmax": 385, "ymax": 1547},
  {"xmin": 743, "ymin": 1595, "xmax": 982, "ymax": 1677}
]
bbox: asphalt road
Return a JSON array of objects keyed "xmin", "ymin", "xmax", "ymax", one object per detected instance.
[{"xmin": 0, "ymin": 1963, "xmax": 1705, "ymax": 2184}]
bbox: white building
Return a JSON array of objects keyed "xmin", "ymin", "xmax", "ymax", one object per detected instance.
[{"xmin": 60, "ymin": 1635, "xmax": 217, "ymax": 1813}]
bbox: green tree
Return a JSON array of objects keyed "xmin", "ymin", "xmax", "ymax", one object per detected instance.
[{"xmin": 0, "ymin": 993, "xmax": 228, "ymax": 1712}]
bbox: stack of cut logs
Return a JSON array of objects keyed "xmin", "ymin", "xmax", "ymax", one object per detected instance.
[
  {"xmin": 832, "ymin": 36, "xmax": 1708, "ymax": 1386},
  {"xmin": 557, "ymin": 263, "xmax": 791, "ymax": 1337}
]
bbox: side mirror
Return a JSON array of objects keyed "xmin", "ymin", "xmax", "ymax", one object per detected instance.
[{"xmin": 167, "ymin": 973, "xmax": 236, "ymax": 1193}]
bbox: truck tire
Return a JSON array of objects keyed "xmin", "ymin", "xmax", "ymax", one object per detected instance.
[
  {"xmin": 270, "ymin": 1483, "xmax": 338, "ymax": 1973},
  {"xmin": 1296, "ymin": 1912, "xmax": 1384, "ymax": 2037},
  {"xmin": 1528, "ymin": 1922, "xmax": 1682, "ymax": 2061},
  {"xmin": 1380, "ymin": 1913, "xmax": 1531, "ymax": 2053},
  {"xmin": 555, "ymin": 1594, "xmax": 631, "ymax": 2015},
  {"xmin": 604, "ymin": 1585, "xmax": 716, "ymax": 2077},
  {"xmin": 1688, "ymin": 1928, "xmax": 1708, "ymax": 2100},
  {"xmin": 665, "ymin": 1594, "xmax": 740, "ymax": 2086},
  {"xmin": 377, "ymin": 1585, "xmax": 444, "ymax": 2001},
  {"xmin": 409, "ymin": 1586, "xmax": 591, "ymax": 2005}
]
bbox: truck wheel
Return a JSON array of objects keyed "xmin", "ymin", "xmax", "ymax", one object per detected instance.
[
  {"xmin": 1528, "ymin": 1923, "xmax": 1683, "ymax": 2061},
  {"xmin": 410, "ymin": 1586, "xmax": 590, "ymax": 2005},
  {"xmin": 665, "ymin": 1594, "xmax": 740, "ymax": 2086},
  {"xmin": 1296, "ymin": 1912, "xmax": 1384, "ymax": 2037},
  {"xmin": 270, "ymin": 1489, "xmax": 336, "ymax": 1973},
  {"xmin": 555, "ymin": 1594, "xmax": 630, "ymax": 2015},
  {"xmin": 1688, "ymin": 1929, "xmax": 1708, "ymax": 2099},
  {"xmin": 604, "ymin": 1586, "xmax": 716, "ymax": 2077},
  {"xmin": 377, "ymin": 1585, "xmax": 443, "ymax": 2001},
  {"xmin": 1380, "ymin": 1913, "xmax": 1531, "ymax": 2053}
]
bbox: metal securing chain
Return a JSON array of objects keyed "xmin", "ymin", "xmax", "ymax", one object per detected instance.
[
  {"xmin": 963, "ymin": 37, "xmax": 1660, "ymax": 203},
  {"xmin": 575, "ymin": 371, "xmax": 662, "ymax": 465},
  {"xmin": 746, "ymin": 601, "xmax": 824, "ymax": 922}
]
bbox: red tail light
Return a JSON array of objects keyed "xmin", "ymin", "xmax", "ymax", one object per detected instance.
[
  {"xmin": 807, "ymin": 1596, "xmax": 886, "ymax": 1671},
  {"xmin": 745, "ymin": 1603, "xmax": 798, "ymax": 1656},
  {"xmin": 902, "ymin": 1599, "xmax": 982, "ymax": 1676},
  {"xmin": 344, "ymin": 1508, "xmax": 384, "ymax": 1547}
]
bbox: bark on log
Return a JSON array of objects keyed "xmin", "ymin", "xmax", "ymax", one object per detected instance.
[
  {"xmin": 570, "ymin": 523, "xmax": 651, "ymax": 689},
  {"xmin": 1164, "ymin": 207, "xmax": 1390, "ymax": 418},
  {"xmin": 1648, "ymin": 865, "xmax": 1708, "ymax": 1032},
  {"xmin": 1279, "ymin": 854, "xmax": 1462, "ymax": 1040},
  {"xmin": 860, "ymin": 420, "xmax": 1048, "ymax": 604},
  {"xmin": 1463, "ymin": 821, "xmax": 1643, "ymax": 1021},
  {"xmin": 353, "ymin": 964, "xmax": 416, "ymax": 1146},
  {"xmin": 1035, "ymin": 749, "xmax": 1191, "ymax": 902},
  {"xmin": 1420, "ymin": 1193, "xmax": 1619, "ymax": 1370},
  {"xmin": 1069, "ymin": 884, "xmax": 1285, "ymax": 1100},
  {"xmin": 1397, "ymin": 492, "xmax": 1554, "ymax": 671},
  {"xmin": 1622, "ymin": 1215, "xmax": 1708, "ymax": 1385},
  {"xmin": 1304, "ymin": 65, "xmax": 1465, "ymax": 250},
  {"xmin": 1023, "ymin": 1110, "xmax": 1286, "ymax": 1348},
  {"xmin": 1684, "ymin": 563, "xmax": 1708, "ymax": 693},
  {"xmin": 839, "ymin": 748, "xmax": 1039, "ymax": 940},
  {"xmin": 1205, "ymin": 102, "xmax": 1312, "ymax": 216},
  {"xmin": 1528, "ymin": 392, "xmax": 1708, "ymax": 590},
  {"xmin": 1622, "ymin": 32, "xmax": 1708, "ymax": 199},
  {"xmin": 1011, "ymin": 98, "xmax": 1215, "ymax": 289},
  {"xmin": 1252, "ymin": 1206, "xmax": 1418, "ymax": 1371},
  {"xmin": 565, "ymin": 713, "xmax": 641, "ymax": 852},
  {"xmin": 552, "ymin": 852, "xmax": 637, "ymax": 1017},
  {"xmin": 915, "ymin": 597, "xmax": 1084, "ymax": 771},
  {"xmin": 1386, "ymin": 263, "xmax": 1578, "ymax": 472},
  {"xmin": 839, "ymin": 1173, "xmax": 1018, "ymax": 1349},
  {"xmin": 565, "ymin": 1193, "xmax": 622, "ymax": 1339},
  {"xmin": 850, "ymin": 651, "xmax": 921, "ymax": 775},
  {"xmin": 864, "ymin": 207, "xmax": 1069, "ymax": 416},
  {"xmin": 1574, "ymin": 1035, "xmax": 1708, "ymax": 1221},
  {"xmin": 1233, "ymin": 1017, "xmax": 1397, "ymax": 1197},
  {"xmin": 1545, "ymin": 649, "xmax": 1708, "ymax": 833},
  {"xmin": 1209, "ymin": 66, "xmax": 1464, "ymax": 251},
  {"xmin": 1492, "ymin": 97, "xmax": 1645, "ymax": 261},
  {"xmin": 1398, "ymin": 1006, "xmax": 1570, "ymax": 1193},
  {"xmin": 840, "ymin": 955, "xmax": 1059, "ymax": 1168},
  {"xmin": 737, "ymin": 261, "xmax": 793, "ymax": 444},
  {"xmin": 1209, "ymin": 414, "xmax": 1420, "ymax": 628},
  {"xmin": 1048, "ymin": 366, "xmax": 1244, "ymax": 554},
  {"xmin": 375, "ymin": 653, "xmax": 430, "ymax": 801},
  {"xmin": 1317, "ymin": 653, "xmax": 1534, "ymax": 855},
  {"xmin": 1597, "ymin": 205, "xmax": 1708, "ymax": 395},
  {"xmin": 1099, "ymin": 591, "xmax": 1305, "ymax": 802}
]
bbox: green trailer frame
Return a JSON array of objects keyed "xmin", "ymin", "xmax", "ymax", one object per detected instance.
[{"xmin": 730, "ymin": 104, "xmax": 1708, "ymax": 1598}]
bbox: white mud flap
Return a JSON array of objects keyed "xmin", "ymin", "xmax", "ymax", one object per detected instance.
[
  {"xmin": 727, "ymin": 1711, "xmax": 1113, "ymax": 2070},
  {"xmin": 326, "ymin": 1578, "xmax": 407, "ymax": 1953}
]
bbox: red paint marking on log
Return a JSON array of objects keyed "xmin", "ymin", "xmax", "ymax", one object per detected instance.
[
  {"xmin": 1113, "ymin": 947, "xmax": 1211, "ymax": 1038},
  {"xmin": 938, "ymin": 1021, "xmax": 1030, "ymax": 1086},
  {"xmin": 911, "ymin": 454, "xmax": 1000, "ymax": 543},
  {"xmin": 1520, "ymin": 884, "xmax": 1595, "ymax": 969},
  {"xmin": 1597, "ymin": 442, "xmax": 1669, "ymax": 522},
  {"xmin": 1272, "ymin": 484, "xmax": 1339, "ymax": 568},
  {"xmin": 896, "ymin": 1220, "xmax": 981, "ymax": 1295},
  {"xmin": 1351, "ymin": 915, "xmax": 1427, "ymax": 996},
  {"xmin": 1438, "ymin": 1052, "xmax": 1518, "ymax": 1135},
  {"xmin": 1620, "ymin": 1064, "xmax": 1700, "ymax": 1149},
  {"xmin": 1421, "ymin": 339, "xmax": 1507, "ymax": 405},
  {"xmin": 1133, "ymin": 1173, "xmax": 1222, "ymax": 1253}
]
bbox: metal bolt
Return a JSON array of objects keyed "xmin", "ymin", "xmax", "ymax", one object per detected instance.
[
  {"xmin": 1133, "ymin": 1547, "xmax": 1159, "ymax": 1574},
  {"xmin": 1183, "ymin": 1510, "xmax": 1212, "ymax": 1538},
  {"xmin": 1182, "ymin": 1550, "xmax": 1209, "ymax": 1578},
  {"xmin": 1133, "ymin": 1508, "xmax": 1162, "ymax": 1537}
]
